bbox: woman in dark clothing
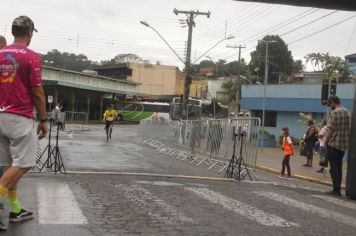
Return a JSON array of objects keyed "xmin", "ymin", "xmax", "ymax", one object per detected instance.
[{"xmin": 302, "ymin": 119, "xmax": 318, "ymax": 167}]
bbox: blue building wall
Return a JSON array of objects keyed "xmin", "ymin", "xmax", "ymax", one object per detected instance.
[
  {"xmin": 346, "ymin": 56, "xmax": 356, "ymax": 76},
  {"xmin": 241, "ymin": 83, "xmax": 355, "ymax": 144}
]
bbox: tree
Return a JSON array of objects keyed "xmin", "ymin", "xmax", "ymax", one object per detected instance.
[
  {"xmin": 221, "ymin": 79, "xmax": 238, "ymax": 102},
  {"xmin": 113, "ymin": 53, "xmax": 145, "ymax": 63},
  {"xmin": 293, "ymin": 59, "xmax": 304, "ymax": 72},
  {"xmin": 41, "ymin": 49, "xmax": 93, "ymax": 72},
  {"xmin": 198, "ymin": 59, "xmax": 216, "ymax": 69},
  {"xmin": 249, "ymin": 35, "xmax": 294, "ymax": 83},
  {"xmin": 225, "ymin": 58, "xmax": 250, "ymax": 77},
  {"xmin": 305, "ymin": 52, "xmax": 350, "ymax": 82}
]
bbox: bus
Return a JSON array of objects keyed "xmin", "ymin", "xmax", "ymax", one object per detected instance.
[
  {"xmin": 107, "ymin": 101, "xmax": 170, "ymax": 122},
  {"xmin": 170, "ymin": 97, "xmax": 229, "ymax": 120}
]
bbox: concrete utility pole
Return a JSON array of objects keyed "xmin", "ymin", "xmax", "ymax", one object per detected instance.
[
  {"xmin": 227, "ymin": 44, "xmax": 246, "ymax": 115},
  {"xmin": 174, "ymin": 8, "xmax": 210, "ymax": 119},
  {"xmin": 260, "ymin": 40, "xmax": 277, "ymax": 148}
]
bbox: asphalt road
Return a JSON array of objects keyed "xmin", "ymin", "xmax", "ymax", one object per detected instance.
[{"xmin": 1, "ymin": 124, "xmax": 355, "ymax": 236}]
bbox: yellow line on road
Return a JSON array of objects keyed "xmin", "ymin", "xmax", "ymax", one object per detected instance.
[
  {"xmin": 65, "ymin": 170, "xmax": 235, "ymax": 182},
  {"xmin": 255, "ymin": 164, "xmax": 345, "ymax": 188}
]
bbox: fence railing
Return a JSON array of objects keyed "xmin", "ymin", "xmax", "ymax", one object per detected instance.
[{"xmin": 133, "ymin": 117, "xmax": 261, "ymax": 177}]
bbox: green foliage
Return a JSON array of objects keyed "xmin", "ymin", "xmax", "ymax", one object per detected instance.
[
  {"xmin": 41, "ymin": 49, "xmax": 93, "ymax": 72},
  {"xmin": 293, "ymin": 59, "xmax": 304, "ymax": 72},
  {"xmin": 252, "ymin": 129, "xmax": 275, "ymax": 140},
  {"xmin": 305, "ymin": 52, "xmax": 350, "ymax": 82},
  {"xmin": 249, "ymin": 35, "xmax": 294, "ymax": 83},
  {"xmin": 298, "ymin": 112, "xmax": 314, "ymax": 125},
  {"xmin": 41, "ymin": 50, "xmax": 149, "ymax": 72}
]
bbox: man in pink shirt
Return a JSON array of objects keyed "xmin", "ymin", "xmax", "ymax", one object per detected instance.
[{"xmin": 0, "ymin": 16, "xmax": 48, "ymax": 230}]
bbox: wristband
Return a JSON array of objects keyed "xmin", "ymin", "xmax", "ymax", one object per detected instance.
[{"xmin": 40, "ymin": 118, "xmax": 48, "ymax": 123}]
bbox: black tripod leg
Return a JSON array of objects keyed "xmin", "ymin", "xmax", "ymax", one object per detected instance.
[{"xmin": 240, "ymin": 158, "xmax": 253, "ymax": 181}]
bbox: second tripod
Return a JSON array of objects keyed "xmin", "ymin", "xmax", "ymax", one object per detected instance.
[
  {"xmin": 36, "ymin": 118, "xmax": 66, "ymax": 174},
  {"xmin": 225, "ymin": 126, "xmax": 252, "ymax": 181}
]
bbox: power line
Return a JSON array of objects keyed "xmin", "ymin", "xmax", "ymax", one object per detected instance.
[
  {"xmin": 218, "ymin": 10, "xmax": 342, "ymax": 62},
  {"xmin": 345, "ymin": 18, "xmax": 356, "ymax": 54},
  {"xmin": 239, "ymin": 8, "xmax": 319, "ymax": 44},
  {"xmin": 288, "ymin": 13, "xmax": 356, "ymax": 45},
  {"xmin": 279, "ymin": 10, "xmax": 338, "ymax": 37}
]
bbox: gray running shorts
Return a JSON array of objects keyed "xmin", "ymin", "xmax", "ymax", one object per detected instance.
[{"xmin": 0, "ymin": 112, "xmax": 36, "ymax": 168}]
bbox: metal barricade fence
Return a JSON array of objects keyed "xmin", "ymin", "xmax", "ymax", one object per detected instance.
[{"xmin": 133, "ymin": 117, "xmax": 261, "ymax": 175}]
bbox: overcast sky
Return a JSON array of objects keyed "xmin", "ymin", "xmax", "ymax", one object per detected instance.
[{"xmin": 1, "ymin": 0, "xmax": 356, "ymax": 70}]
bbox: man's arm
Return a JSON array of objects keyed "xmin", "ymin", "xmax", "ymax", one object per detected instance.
[
  {"xmin": 324, "ymin": 128, "xmax": 334, "ymax": 146},
  {"xmin": 30, "ymin": 86, "xmax": 48, "ymax": 139},
  {"xmin": 102, "ymin": 111, "xmax": 106, "ymax": 122}
]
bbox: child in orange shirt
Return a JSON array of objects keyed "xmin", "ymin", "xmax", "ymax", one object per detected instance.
[{"xmin": 278, "ymin": 127, "xmax": 294, "ymax": 179}]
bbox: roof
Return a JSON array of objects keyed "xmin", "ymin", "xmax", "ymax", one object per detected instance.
[
  {"xmin": 345, "ymin": 53, "xmax": 356, "ymax": 59},
  {"xmin": 93, "ymin": 63, "xmax": 177, "ymax": 71},
  {"xmin": 92, "ymin": 63, "xmax": 129, "ymax": 71},
  {"xmin": 234, "ymin": 0, "xmax": 356, "ymax": 11},
  {"xmin": 42, "ymin": 65, "xmax": 139, "ymax": 85}
]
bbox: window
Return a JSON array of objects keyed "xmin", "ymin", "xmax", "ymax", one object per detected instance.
[
  {"xmin": 253, "ymin": 110, "xmax": 277, "ymax": 127},
  {"xmin": 348, "ymin": 58, "xmax": 356, "ymax": 63}
]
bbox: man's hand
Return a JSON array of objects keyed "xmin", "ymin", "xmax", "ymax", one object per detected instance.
[{"xmin": 37, "ymin": 121, "xmax": 48, "ymax": 139}]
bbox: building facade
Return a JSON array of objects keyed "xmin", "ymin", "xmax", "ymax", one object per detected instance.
[
  {"xmin": 346, "ymin": 53, "xmax": 356, "ymax": 78},
  {"xmin": 94, "ymin": 63, "xmax": 209, "ymax": 100},
  {"xmin": 42, "ymin": 66, "xmax": 137, "ymax": 120},
  {"xmin": 241, "ymin": 83, "xmax": 354, "ymax": 142}
]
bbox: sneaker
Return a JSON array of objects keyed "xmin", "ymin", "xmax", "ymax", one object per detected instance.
[
  {"xmin": 285, "ymin": 175, "xmax": 293, "ymax": 179},
  {"xmin": 9, "ymin": 209, "xmax": 34, "ymax": 223},
  {"xmin": 316, "ymin": 168, "xmax": 324, "ymax": 173},
  {"xmin": 0, "ymin": 203, "xmax": 8, "ymax": 230},
  {"xmin": 325, "ymin": 190, "xmax": 341, "ymax": 196},
  {"xmin": 276, "ymin": 174, "xmax": 286, "ymax": 179}
]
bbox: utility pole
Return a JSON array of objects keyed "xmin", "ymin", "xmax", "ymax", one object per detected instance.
[
  {"xmin": 174, "ymin": 8, "xmax": 210, "ymax": 119},
  {"xmin": 227, "ymin": 44, "xmax": 246, "ymax": 115},
  {"xmin": 260, "ymin": 40, "xmax": 277, "ymax": 148}
]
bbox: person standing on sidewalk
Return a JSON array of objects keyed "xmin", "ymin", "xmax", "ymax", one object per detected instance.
[
  {"xmin": 277, "ymin": 127, "xmax": 294, "ymax": 179},
  {"xmin": 301, "ymin": 119, "xmax": 317, "ymax": 167},
  {"xmin": 324, "ymin": 96, "xmax": 351, "ymax": 196},
  {"xmin": 0, "ymin": 16, "xmax": 48, "ymax": 230},
  {"xmin": 0, "ymin": 36, "xmax": 6, "ymax": 48},
  {"xmin": 316, "ymin": 119, "xmax": 328, "ymax": 173}
]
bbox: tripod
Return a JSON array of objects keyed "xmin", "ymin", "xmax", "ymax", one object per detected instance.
[
  {"xmin": 36, "ymin": 118, "xmax": 66, "ymax": 174},
  {"xmin": 225, "ymin": 126, "xmax": 252, "ymax": 181}
]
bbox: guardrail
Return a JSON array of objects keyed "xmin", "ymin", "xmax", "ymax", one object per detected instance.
[
  {"xmin": 133, "ymin": 117, "xmax": 261, "ymax": 178},
  {"xmin": 36, "ymin": 111, "xmax": 88, "ymax": 130}
]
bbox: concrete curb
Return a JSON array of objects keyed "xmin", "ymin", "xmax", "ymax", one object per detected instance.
[{"xmin": 256, "ymin": 164, "xmax": 346, "ymax": 189}]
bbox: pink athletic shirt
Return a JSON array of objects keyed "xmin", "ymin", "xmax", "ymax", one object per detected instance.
[{"xmin": 0, "ymin": 44, "xmax": 42, "ymax": 119}]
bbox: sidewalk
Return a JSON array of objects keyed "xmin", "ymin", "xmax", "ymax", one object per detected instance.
[{"xmin": 256, "ymin": 147, "xmax": 347, "ymax": 187}]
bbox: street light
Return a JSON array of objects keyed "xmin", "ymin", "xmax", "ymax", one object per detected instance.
[
  {"xmin": 140, "ymin": 21, "xmax": 185, "ymax": 65},
  {"xmin": 192, "ymin": 35, "xmax": 235, "ymax": 64},
  {"xmin": 259, "ymin": 40, "xmax": 277, "ymax": 148}
]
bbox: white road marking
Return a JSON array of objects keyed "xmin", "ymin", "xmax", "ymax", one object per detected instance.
[
  {"xmin": 116, "ymin": 184, "xmax": 195, "ymax": 223},
  {"xmin": 37, "ymin": 183, "xmax": 88, "ymax": 224},
  {"xmin": 185, "ymin": 187, "xmax": 298, "ymax": 227},
  {"xmin": 135, "ymin": 181, "xmax": 184, "ymax": 186},
  {"xmin": 134, "ymin": 181, "xmax": 208, "ymax": 188},
  {"xmin": 241, "ymin": 180, "xmax": 325, "ymax": 192},
  {"xmin": 255, "ymin": 191, "xmax": 356, "ymax": 228},
  {"xmin": 311, "ymin": 195, "xmax": 356, "ymax": 211}
]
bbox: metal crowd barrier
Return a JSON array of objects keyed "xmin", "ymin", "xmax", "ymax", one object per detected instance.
[{"xmin": 133, "ymin": 117, "xmax": 261, "ymax": 176}]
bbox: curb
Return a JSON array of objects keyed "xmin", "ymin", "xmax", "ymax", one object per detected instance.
[{"xmin": 256, "ymin": 164, "xmax": 346, "ymax": 189}]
